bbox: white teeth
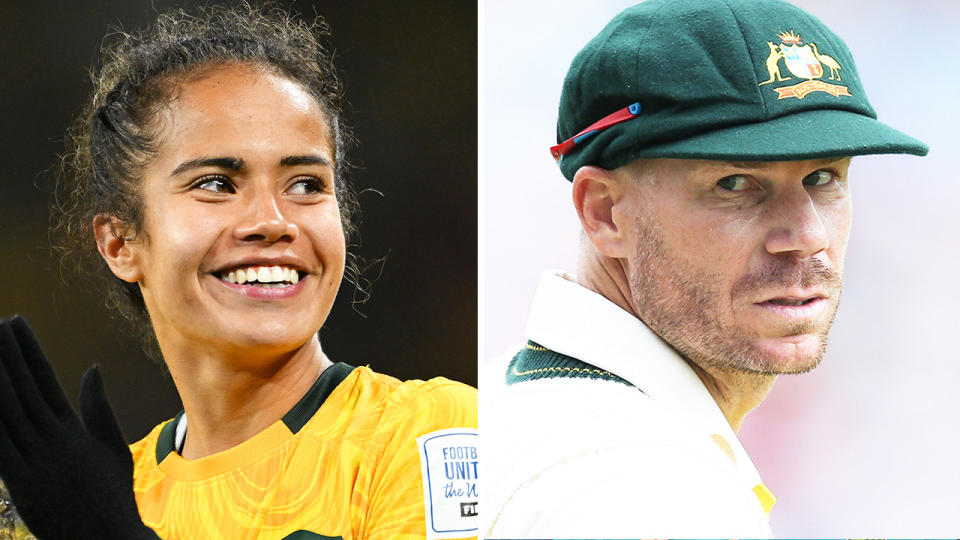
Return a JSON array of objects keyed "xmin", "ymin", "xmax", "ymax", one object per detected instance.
[{"xmin": 219, "ymin": 265, "xmax": 301, "ymax": 285}]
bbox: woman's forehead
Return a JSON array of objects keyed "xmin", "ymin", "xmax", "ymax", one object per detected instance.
[
  {"xmin": 178, "ymin": 64, "xmax": 320, "ymax": 114},
  {"xmin": 151, "ymin": 65, "xmax": 335, "ymax": 167}
]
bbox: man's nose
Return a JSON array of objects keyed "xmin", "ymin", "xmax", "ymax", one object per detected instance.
[
  {"xmin": 233, "ymin": 185, "xmax": 299, "ymax": 243},
  {"xmin": 763, "ymin": 186, "xmax": 830, "ymax": 258}
]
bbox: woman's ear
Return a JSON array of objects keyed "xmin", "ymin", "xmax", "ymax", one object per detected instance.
[{"xmin": 93, "ymin": 214, "xmax": 143, "ymax": 283}]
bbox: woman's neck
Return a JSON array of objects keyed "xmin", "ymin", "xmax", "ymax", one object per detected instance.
[{"xmin": 161, "ymin": 334, "xmax": 332, "ymax": 460}]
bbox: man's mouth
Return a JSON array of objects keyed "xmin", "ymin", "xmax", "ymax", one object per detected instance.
[
  {"xmin": 216, "ymin": 265, "xmax": 304, "ymax": 288},
  {"xmin": 765, "ymin": 297, "xmax": 819, "ymax": 307},
  {"xmin": 754, "ymin": 295, "xmax": 828, "ymax": 321}
]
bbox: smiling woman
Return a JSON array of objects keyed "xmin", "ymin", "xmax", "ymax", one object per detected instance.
[
  {"xmin": 94, "ymin": 66, "xmax": 348, "ymax": 381},
  {"xmin": 0, "ymin": 4, "xmax": 477, "ymax": 540}
]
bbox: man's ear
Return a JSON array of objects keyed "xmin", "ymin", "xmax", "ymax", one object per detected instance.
[
  {"xmin": 92, "ymin": 214, "xmax": 143, "ymax": 283},
  {"xmin": 572, "ymin": 166, "xmax": 630, "ymax": 258}
]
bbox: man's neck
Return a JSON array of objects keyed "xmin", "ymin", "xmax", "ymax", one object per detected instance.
[
  {"xmin": 687, "ymin": 362, "xmax": 777, "ymax": 432},
  {"xmin": 576, "ymin": 253, "xmax": 635, "ymax": 315}
]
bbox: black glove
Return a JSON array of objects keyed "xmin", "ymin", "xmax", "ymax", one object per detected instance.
[{"xmin": 0, "ymin": 316, "xmax": 160, "ymax": 540}]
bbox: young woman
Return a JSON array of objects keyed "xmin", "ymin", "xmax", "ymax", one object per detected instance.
[{"xmin": 0, "ymin": 5, "xmax": 476, "ymax": 539}]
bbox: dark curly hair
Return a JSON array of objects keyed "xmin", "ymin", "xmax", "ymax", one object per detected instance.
[{"xmin": 52, "ymin": 2, "xmax": 359, "ymax": 362}]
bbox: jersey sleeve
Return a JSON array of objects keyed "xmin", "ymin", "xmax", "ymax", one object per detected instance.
[{"xmin": 358, "ymin": 379, "xmax": 477, "ymax": 540}]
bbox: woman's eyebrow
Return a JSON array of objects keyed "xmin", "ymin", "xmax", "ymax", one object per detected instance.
[
  {"xmin": 171, "ymin": 157, "xmax": 243, "ymax": 176},
  {"xmin": 170, "ymin": 155, "xmax": 331, "ymax": 176},
  {"xmin": 280, "ymin": 155, "xmax": 332, "ymax": 168}
]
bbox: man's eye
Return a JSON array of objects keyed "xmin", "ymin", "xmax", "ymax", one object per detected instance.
[
  {"xmin": 803, "ymin": 170, "xmax": 836, "ymax": 186},
  {"xmin": 193, "ymin": 176, "xmax": 234, "ymax": 193},
  {"xmin": 286, "ymin": 177, "xmax": 326, "ymax": 196},
  {"xmin": 716, "ymin": 175, "xmax": 750, "ymax": 191}
]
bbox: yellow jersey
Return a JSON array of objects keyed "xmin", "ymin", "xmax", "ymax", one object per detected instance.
[{"xmin": 129, "ymin": 363, "xmax": 478, "ymax": 540}]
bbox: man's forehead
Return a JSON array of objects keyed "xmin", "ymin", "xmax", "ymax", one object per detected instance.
[{"xmin": 722, "ymin": 157, "xmax": 850, "ymax": 170}]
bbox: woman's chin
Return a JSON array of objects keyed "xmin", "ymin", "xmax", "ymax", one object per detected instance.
[{"xmin": 201, "ymin": 322, "xmax": 321, "ymax": 359}]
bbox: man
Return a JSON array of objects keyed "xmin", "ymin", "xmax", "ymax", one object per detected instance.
[{"xmin": 482, "ymin": 0, "xmax": 927, "ymax": 537}]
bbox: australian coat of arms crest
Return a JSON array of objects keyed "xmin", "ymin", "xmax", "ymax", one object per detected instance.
[{"xmin": 759, "ymin": 31, "xmax": 851, "ymax": 100}]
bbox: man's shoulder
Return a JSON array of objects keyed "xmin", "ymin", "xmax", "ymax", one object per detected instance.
[
  {"xmin": 483, "ymin": 358, "xmax": 676, "ymax": 491},
  {"xmin": 484, "ymin": 369, "xmax": 695, "ymax": 460},
  {"xmin": 486, "ymin": 441, "xmax": 771, "ymax": 538},
  {"xmin": 482, "ymin": 346, "xmax": 770, "ymax": 537},
  {"xmin": 483, "ymin": 341, "xmax": 667, "ymax": 455},
  {"xmin": 483, "ymin": 375, "xmax": 768, "ymax": 536}
]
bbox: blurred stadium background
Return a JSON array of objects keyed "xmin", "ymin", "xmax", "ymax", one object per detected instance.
[{"xmin": 482, "ymin": 0, "xmax": 959, "ymax": 536}]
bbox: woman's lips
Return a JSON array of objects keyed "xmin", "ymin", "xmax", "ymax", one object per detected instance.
[{"xmin": 214, "ymin": 274, "xmax": 307, "ymax": 299}]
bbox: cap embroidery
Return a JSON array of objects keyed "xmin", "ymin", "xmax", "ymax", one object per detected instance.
[{"xmin": 759, "ymin": 30, "xmax": 850, "ymax": 100}]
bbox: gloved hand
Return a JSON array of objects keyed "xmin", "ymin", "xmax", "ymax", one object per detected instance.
[{"xmin": 0, "ymin": 315, "xmax": 160, "ymax": 540}]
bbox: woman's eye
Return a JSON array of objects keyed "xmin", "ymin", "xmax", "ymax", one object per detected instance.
[
  {"xmin": 803, "ymin": 170, "xmax": 837, "ymax": 186},
  {"xmin": 193, "ymin": 176, "xmax": 234, "ymax": 193},
  {"xmin": 286, "ymin": 177, "xmax": 326, "ymax": 196},
  {"xmin": 716, "ymin": 175, "xmax": 751, "ymax": 192}
]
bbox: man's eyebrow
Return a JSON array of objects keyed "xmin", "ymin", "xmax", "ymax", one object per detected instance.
[
  {"xmin": 809, "ymin": 157, "xmax": 849, "ymax": 167},
  {"xmin": 724, "ymin": 161, "xmax": 767, "ymax": 169},
  {"xmin": 723, "ymin": 157, "xmax": 847, "ymax": 169},
  {"xmin": 171, "ymin": 157, "xmax": 243, "ymax": 176},
  {"xmin": 280, "ymin": 155, "xmax": 333, "ymax": 168}
]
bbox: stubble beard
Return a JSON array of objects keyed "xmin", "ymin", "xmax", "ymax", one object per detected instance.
[{"xmin": 628, "ymin": 215, "xmax": 843, "ymax": 377}]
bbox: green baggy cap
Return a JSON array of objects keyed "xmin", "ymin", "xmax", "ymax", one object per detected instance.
[{"xmin": 553, "ymin": 0, "xmax": 929, "ymax": 181}]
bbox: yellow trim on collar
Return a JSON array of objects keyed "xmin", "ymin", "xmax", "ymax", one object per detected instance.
[{"xmin": 753, "ymin": 483, "xmax": 776, "ymax": 515}]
